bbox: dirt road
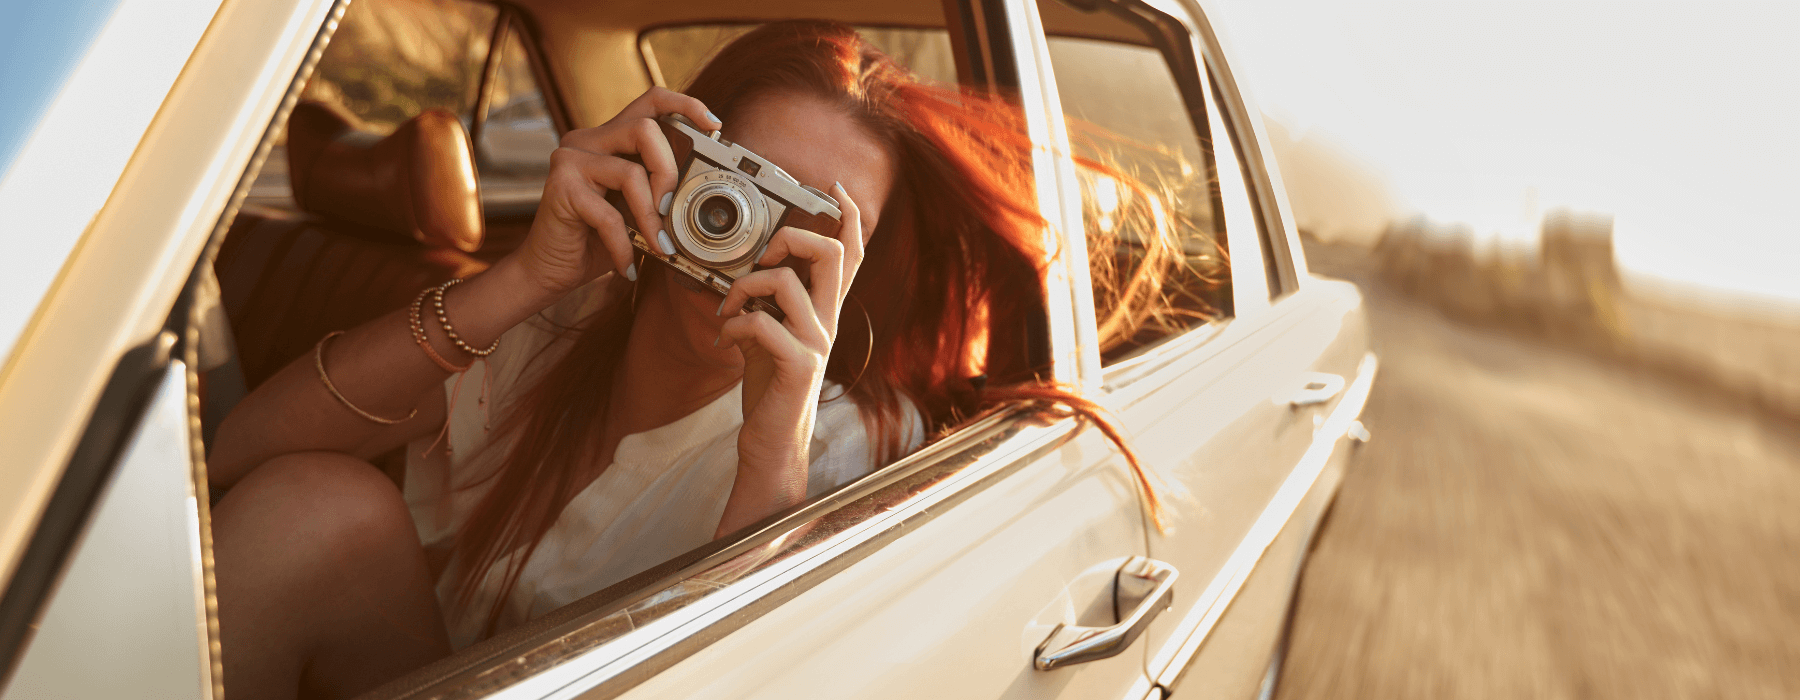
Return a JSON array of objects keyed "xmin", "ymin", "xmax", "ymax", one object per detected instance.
[{"xmin": 1274, "ymin": 269, "xmax": 1800, "ymax": 699}]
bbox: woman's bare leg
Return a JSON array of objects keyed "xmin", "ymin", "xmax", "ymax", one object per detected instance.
[{"xmin": 213, "ymin": 452, "xmax": 450, "ymax": 700}]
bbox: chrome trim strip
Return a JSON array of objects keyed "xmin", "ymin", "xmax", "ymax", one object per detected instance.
[
  {"xmin": 375, "ymin": 407, "xmax": 1085, "ymax": 700},
  {"xmin": 1147, "ymin": 352, "xmax": 1378, "ymax": 691}
]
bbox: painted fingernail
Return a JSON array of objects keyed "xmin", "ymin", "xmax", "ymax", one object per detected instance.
[
  {"xmin": 657, "ymin": 229, "xmax": 677, "ymax": 256},
  {"xmin": 624, "ymin": 263, "xmax": 638, "ymax": 282},
  {"xmin": 705, "ymin": 111, "xmax": 722, "ymax": 125},
  {"xmin": 658, "ymin": 192, "xmax": 673, "ymax": 217}
]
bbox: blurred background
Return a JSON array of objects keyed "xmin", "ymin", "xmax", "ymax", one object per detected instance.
[{"xmin": 1200, "ymin": 1, "xmax": 1800, "ymax": 697}]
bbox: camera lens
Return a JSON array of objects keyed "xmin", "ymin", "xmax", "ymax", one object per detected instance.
[{"xmin": 695, "ymin": 194, "xmax": 740, "ymax": 239}]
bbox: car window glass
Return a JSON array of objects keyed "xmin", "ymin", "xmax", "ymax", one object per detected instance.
[
  {"xmin": 245, "ymin": 0, "xmax": 499, "ymax": 212},
  {"xmin": 1040, "ymin": 12, "xmax": 1233, "ymax": 365},
  {"xmin": 476, "ymin": 24, "xmax": 558, "ymax": 214},
  {"xmin": 641, "ymin": 25, "xmax": 960, "ymax": 90},
  {"xmin": 303, "ymin": 0, "xmax": 496, "ymax": 131}
]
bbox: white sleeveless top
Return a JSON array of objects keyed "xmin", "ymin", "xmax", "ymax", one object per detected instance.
[{"xmin": 403, "ymin": 277, "xmax": 923, "ymax": 649}]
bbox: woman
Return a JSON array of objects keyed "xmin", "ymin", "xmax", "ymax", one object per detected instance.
[{"xmin": 208, "ymin": 20, "xmax": 1168, "ymax": 700}]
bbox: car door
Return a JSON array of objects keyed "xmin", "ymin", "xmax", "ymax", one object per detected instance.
[{"xmin": 1030, "ymin": 0, "xmax": 1375, "ymax": 696}]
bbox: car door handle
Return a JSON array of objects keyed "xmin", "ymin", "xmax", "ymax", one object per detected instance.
[
  {"xmin": 1288, "ymin": 372, "xmax": 1345, "ymax": 407},
  {"xmin": 1034, "ymin": 557, "xmax": 1179, "ymax": 671}
]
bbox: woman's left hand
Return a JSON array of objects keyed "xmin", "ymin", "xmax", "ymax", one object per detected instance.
[{"xmin": 712, "ymin": 183, "xmax": 865, "ymax": 537}]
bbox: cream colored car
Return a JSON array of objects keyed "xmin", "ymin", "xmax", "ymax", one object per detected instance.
[{"xmin": 0, "ymin": 0, "xmax": 1374, "ymax": 698}]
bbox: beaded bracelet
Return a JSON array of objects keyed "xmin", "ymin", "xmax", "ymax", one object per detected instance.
[
  {"xmin": 409, "ymin": 288, "xmax": 471, "ymax": 373},
  {"xmin": 430, "ymin": 278, "xmax": 500, "ymax": 358},
  {"xmin": 315, "ymin": 331, "xmax": 418, "ymax": 425}
]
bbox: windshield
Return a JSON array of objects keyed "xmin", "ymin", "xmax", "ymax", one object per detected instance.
[{"xmin": 0, "ymin": 0, "xmax": 124, "ymax": 182}]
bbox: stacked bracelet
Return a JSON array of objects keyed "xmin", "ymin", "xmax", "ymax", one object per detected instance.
[
  {"xmin": 409, "ymin": 288, "xmax": 472, "ymax": 373},
  {"xmin": 430, "ymin": 278, "xmax": 500, "ymax": 358}
]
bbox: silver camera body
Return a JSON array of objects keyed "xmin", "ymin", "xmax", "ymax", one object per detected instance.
[{"xmin": 622, "ymin": 114, "xmax": 843, "ymax": 320}]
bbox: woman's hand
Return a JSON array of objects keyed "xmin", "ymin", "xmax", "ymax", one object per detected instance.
[
  {"xmin": 713, "ymin": 183, "xmax": 866, "ymax": 536},
  {"xmin": 509, "ymin": 87, "xmax": 721, "ymax": 299}
]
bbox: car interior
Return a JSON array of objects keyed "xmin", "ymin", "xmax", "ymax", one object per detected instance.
[{"xmin": 193, "ymin": 0, "xmax": 1237, "ymax": 693}]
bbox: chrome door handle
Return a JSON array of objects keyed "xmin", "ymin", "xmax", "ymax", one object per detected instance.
[
  {"xmin": 1034, "ymin": 557, "xmax": 1178, "ymax": 671},
  {"xmin": 1288, "ymin": 372, "xmax": 1345, "ymax": 407}
]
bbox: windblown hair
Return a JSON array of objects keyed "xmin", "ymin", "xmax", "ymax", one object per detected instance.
[{"xmin": 448, "ymin": 20, "xmax": 1198, "ymax": 637}]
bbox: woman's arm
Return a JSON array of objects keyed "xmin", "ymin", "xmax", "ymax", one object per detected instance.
[
  {"xmin": 208, "ymin": 260, "xmax": 563, "ymax": 489},
  {"xmin": 713, "ymin": 184, "xmax": 866, "ymax": 538},
  {"xmin": 209, "ymin": 88, "xmax": 722, "ymax": 491}
]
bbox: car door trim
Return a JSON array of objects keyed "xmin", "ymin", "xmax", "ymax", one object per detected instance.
[
  {"xmin": 367, "ymin": 406, "xmax": 1097, "ymax": 700},
  {"xmin": 1141, "ymin": 351, "xmax": 1376, "ymax": 692}
]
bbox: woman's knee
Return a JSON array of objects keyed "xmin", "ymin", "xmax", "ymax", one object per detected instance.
[{"xmin": 218, "ymin": 451, "xmax": 419, "ymax": 560}]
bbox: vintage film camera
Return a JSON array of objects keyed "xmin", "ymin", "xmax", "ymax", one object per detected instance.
[{"xmin": 609, "ymin": 114, "xmax": 843, "ymax": 320}]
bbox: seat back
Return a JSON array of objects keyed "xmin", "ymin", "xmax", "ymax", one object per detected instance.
[{"xmin": 216, "ymin": 102, "xmax": 492, "ymax": 389}]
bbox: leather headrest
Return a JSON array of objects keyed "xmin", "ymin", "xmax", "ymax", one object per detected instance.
[{"xmin": 286, "ymin": 101, "xmax": 484, "ymax": 252}]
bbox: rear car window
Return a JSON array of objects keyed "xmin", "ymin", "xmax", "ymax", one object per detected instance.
[
  {"xmin": 1040, "ymin": 5, "xmax": 1234, "ymax": 365},
  {"xmin": 245, "ymin": 0, "xmax": 557, "ymax": 215}
]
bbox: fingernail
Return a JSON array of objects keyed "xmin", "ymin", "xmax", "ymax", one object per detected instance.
[
  {"xmin": 658, "ymin": 192, "xmax": 673, "ymax": 217},
  {"xmin": 706, "ymin": 111, "xmax": 722, "ymax": 125},
  {"xmin": 624, "ymin": 263, "xmax": 638, "ymax": 282},
  {"xmin": 658, "ymin": 229, "xmax": 677, "ymax": 256},
  {"xmin": 716, "ymin": 299, "xmax": 726, "ymax": 316}
]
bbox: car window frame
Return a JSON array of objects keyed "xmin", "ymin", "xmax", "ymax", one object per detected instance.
[
  {"xmin": 1028, "ymin": 0, "xmax": 1244, "ymax": 392},
  {"xmin": 1172, "ymin": 0, "xmax": 1303, "ymax": 299}
]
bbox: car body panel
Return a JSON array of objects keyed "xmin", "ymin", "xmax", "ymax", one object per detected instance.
[
  {"xmin": 1136, "ymin": 287, "xmax": 1374, "ymax": 696},
  {"xmin": 607, "ymin": 428, "xmax": 1152, "ymax": 700},
  {"xmin": 4, "ymin": 361, "xmax": 214, "ymax": 700}
]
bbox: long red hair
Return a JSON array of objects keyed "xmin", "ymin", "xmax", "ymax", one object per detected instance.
[{"xmin": 448, "ymin": 20, "xmax": 1168, "ymax": 636}]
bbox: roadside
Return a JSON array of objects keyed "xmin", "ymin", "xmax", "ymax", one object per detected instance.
[{"xmin": 1274, "ymin": 238, "xmax": 1800, "ymax": 698}]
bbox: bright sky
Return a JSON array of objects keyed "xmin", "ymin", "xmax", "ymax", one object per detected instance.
[{"xmin": 1206, "ymin": 0, "xmax": 1800, "ymax": 305}]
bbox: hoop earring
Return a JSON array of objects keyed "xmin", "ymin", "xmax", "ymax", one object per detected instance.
[{"xmin": 824, "ymin": 292, "xmax": 875, "ymax": 403}]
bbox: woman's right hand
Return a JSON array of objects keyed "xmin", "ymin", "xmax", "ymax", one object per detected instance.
[{"xmin": 511, "ymin": 87, "xmax": 722, "ymax": 298}]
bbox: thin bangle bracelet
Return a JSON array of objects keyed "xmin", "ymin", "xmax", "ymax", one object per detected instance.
[
  {"xmin": 315, "ymin": 330, "xmax": 418, "ymax": 425},
  {"xmin": 410, "ymin": 289, "xmax": 472, "ymax": 373}
]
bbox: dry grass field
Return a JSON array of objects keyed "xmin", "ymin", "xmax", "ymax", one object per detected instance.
[{"xmin": 1275, "ymin": 243, "xmax": 1800, "ymax": 699}]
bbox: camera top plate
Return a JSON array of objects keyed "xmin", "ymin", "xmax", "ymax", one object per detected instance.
[{"xmin": 664, "ymin": 114, "xmax": 842, "ymax": 221}]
